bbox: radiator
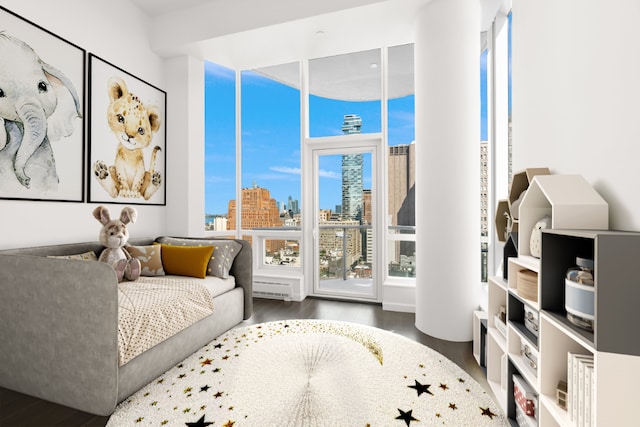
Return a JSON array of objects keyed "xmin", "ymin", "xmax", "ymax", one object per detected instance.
[{"xmin": 253, "ymin": 278, "xmax": 294, "ymax": 301}]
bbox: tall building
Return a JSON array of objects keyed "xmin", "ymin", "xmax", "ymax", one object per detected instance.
[
  {"xmin": 480, "ymin": 141, "xmax": 489, "ymax": 282},
  {"xmin": 388, "ymin": 143, "xmax": 416, "ymax": 272},
  {"xmin": 480, "ymin": 141, "xmax": 488, "ymax": 238},
  {"xmin": 228, "ymin": 183, "xmax": 282, "ymax": 229},
  {"xmin": 287, "ymin": 195, "xmax": 299, "ymax": 215},
  {"xmin": 228, "ymin": 183, "xmax": 284, "ymax": 252},
  {"xmin": 341, "ymin": 114, "xmax": 364, "ymax": 222},
  {"xmin": 362, "ymin": 189, "xmax": 372, "ymax": 262},
  {"xmin": 362, "ymin": 189, "xmax": 372, "ymax": 224},
  {"xmin": 341, "ymin": 114, "xmax": 362, "ymax": 134},
  {"xmin": 388, "ymin": 143, "xmax": 415, "ymax": 227}
]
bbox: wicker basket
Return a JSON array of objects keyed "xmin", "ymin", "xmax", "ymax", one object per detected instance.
[{"xmin": 517, "ymin": 269, "xmax": 538, "ymax": 302}]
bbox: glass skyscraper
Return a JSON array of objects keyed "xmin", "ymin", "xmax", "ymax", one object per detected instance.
[{"xmin": 341, "ymin": 115, "xmax": 364, "ymax": 221}]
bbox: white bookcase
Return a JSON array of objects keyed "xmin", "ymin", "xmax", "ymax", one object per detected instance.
[
  {"xmin": 486, "ymin": 230, "xmax": 640, "ymax": 426},
  {"xmin": 537, "ymin": 229, "xmax": 640, "ymax": 426},
  {"xmin": 479, "ymin": 175, "xmax": 640, "ymax": 426}
]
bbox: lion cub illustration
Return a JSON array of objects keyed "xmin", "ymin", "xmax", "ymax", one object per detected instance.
[{"xmin": 94, "ymin": 76, "xmax": 162, "ymax": 200}]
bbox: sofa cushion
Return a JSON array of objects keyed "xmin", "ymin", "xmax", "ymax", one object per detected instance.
[
  {"xmin": 125, "ymin": 245, "xmax": 165, "ymax": 277},
  {"xmin": 159, "ymin": 244, "xmax": 214, "ymax": 279},
  {"xmin": 47, "ymin": 251, "xmax": 98, "ymax": 261},
  {"xmin": 155, "ymin": 237, "xmax": 241, "ymax": 279}
]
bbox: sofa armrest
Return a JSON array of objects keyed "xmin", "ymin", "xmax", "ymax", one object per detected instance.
[
  {"xmin": 229, "ymin": 239, "xmax": 253, "ymax": 320},
  {"xmin": 0, "ymin": 254, "xmax": 119, "ymax": 415}
]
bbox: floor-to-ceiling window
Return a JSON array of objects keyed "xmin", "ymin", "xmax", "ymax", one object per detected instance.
[
  {"xmin": 387, "ymin": 44, "xmax": 416, "ymax": 280},
  {"xmin": 204, "ymin": 45, "xmax": 416, "ymax": 302},
  {"xmin": 238, "ymin": 64, "xmax": 301, "ymax": 268},
  {"xmin": 485, "ymin": 8, "xmax": 513, "ymax": 287},
  {"xmin": 204, "ymin": 62, "xmax": 236, "ymax": 235},
  {"xmin": 481, "ymin": 40, "xmax": 489, "ymax": 283}
]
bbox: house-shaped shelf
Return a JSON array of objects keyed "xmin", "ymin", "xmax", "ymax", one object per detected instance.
[
  {"xmin": 517, "ymin": 174, "xmax": 609, "ymax": 257},
  {"xmin": 508, "ymin": 167, "xmax": 550, "ymax": 220}
]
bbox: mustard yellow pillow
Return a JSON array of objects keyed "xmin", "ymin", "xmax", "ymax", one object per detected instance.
[{"xmin": 159, "ymin": 244, "xmax": 214, "ymax": 279}]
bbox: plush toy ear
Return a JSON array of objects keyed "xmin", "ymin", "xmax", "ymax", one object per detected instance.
[
  {"xmin": 92, "ymin": 206, "xmax": 110, "ymax": 225},
  {"xmin": 120, "ymin": 207, "xmax": 137, "ymax": 225}
]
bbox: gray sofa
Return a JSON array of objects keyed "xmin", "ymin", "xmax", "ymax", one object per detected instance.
[{"xmin": 0, "ymin": 236, "xmax": 252, "ymax": 416}]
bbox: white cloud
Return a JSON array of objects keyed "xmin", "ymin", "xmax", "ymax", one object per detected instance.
[
  {"xmin": 318, "ymin": 169, "xmax": 341, "ymax": 179},
  {"xmin": 267, "ymin": 166, "xmax": 340, "ymax": 179},
  {"xmin": 269, "ymin": 166, "xmax": 301, "ymax": 175}
]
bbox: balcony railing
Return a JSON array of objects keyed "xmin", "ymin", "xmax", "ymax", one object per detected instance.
[
  {"xmin": 207, "ymin": 224, "xmax": 415, "ymax": 281},
  {"xmin": 387, "ymin": 225, "xmax": 416, "ymax": 278},
  {"xmin": 318, "ymin": 224, "xmax": 372, "ymax": 281}
]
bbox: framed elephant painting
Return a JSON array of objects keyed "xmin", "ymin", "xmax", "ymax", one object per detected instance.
[
  {"xmin": 0, "ymin": 6, "xmax": 85, "ymax": 202},
  {"xmin": 88, "ymin": 54, "xmax": 167, "ymax": 206}
]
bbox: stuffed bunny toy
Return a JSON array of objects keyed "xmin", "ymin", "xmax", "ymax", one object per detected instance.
[{"xmin": 92, "ymin": 205, "xmax": 140, "ymax": 282}]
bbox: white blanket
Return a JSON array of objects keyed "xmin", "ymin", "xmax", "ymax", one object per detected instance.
[{"xmin": 117, "ymin": 277, "xmax": 216, "ymax": 366}]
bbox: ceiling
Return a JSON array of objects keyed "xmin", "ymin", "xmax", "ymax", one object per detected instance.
[
  {"xmin": 131, "ymin": 0, "xmax": 212, "ymax": 17},
  {"xmin": 129, "ymin": 0, "xmax": 508, "ymax": 99},
  {"xmin": 131, "ymin": 0, "xmax": 431, "ymax": 69}
]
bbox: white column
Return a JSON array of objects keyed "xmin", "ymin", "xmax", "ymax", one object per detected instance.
[
  {"xmin": 414, "ymin": 0, "xmax": 480, "ymax": 341},
  {"xmin": 163, "ymin": 55, "xmax": 206, "ymax": 236}
]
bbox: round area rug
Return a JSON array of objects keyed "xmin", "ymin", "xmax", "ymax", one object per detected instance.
[{"xmin": 107, "ymin": 319, "xmax": 508, "ymax": 426}]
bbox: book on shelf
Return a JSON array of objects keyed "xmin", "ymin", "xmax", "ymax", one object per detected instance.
[
  {"xmin": 567, "ymin": 352, "xmax": 594, "ymax": 427},
  {"xmin": 584, "ymin": 362, "xmax": 595, "ymax": 427}
]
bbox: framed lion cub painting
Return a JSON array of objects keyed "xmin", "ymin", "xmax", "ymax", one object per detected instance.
[{"xmin": 88, "ymin": 54, "xmax": 166, "ymax": 205}]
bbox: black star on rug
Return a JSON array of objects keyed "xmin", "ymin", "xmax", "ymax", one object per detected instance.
[
  {"xmin": 408, "ymin": 380, "xmax": 433, "ymax": 396},
  {"xmin": 214, "ymin": 343, "xmax": 223, "ymax": 349},
  {"xmin": 480, "ymin": 406, "xmax": 497, "ymax": 419},
  {"xmin": 185, "ymin": 414, "xmax": 213, "ymax": 427},
  {"xmin": 396, "ymin": 408, "xmax": 419, "ymax": 426},
  {"xmin": 200, "ymin": 385, "xmax": 211, "ymax": 392}
]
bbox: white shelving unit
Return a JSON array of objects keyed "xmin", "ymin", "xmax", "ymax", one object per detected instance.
[
  {"xmin": 477, "ymin": 175, "xmax": 640, "ymax": 427},
  {"xmin": 485, "ymin": 276, "xmax": 509, "ymax": 411},
  {"xmin": 517, "ymin": 175, "xmax": 609, "ymax": 257},
  {"xmin": 486, "ymin": 229, "xmax": 640, "ymax": 426},
  {"xmin": 473, "ymin": 310, "xmax": 487, "ymax": 366},
  {"xmin": 538, "ymin": 229, "xmax": 640, "ymax": 427}
]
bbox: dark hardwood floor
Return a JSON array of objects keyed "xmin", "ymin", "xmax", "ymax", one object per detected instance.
[{"xmin": 0, "ymin": 297, "xmax": 489, "ymax": 426}]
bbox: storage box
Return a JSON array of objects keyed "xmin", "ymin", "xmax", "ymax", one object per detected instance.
[
  {"xmin": 513, "ymin": 374, "xmax": 537, "ymax": 418},
  {"xmin": 517, "ymin": 269, "xmax": 538, "ymax": 302},
  {"xmin": 520, "ymin": 341, "xmax": 538, "ymax": 376},
  {"xmin": 515, "ymin": 402, "xmax": 537, "ymax": 427},
  {"xmin": 524, "ymin": 305, "xmax": 539, "ymax": 337}
]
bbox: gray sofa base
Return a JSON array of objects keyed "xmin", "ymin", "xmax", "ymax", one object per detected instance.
[{"xmin": 0, "ymin": 237, "xmax": 252, "ymax": 416}]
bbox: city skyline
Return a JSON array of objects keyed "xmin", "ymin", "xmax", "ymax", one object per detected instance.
[{"xmin": 204, "ymin": 61, "xmax": 415, "ymax": 217}]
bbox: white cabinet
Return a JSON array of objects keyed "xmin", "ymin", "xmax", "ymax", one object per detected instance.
[{"xmin": 484, "ymin": 230, "xmax": 640, "ymax": 426}]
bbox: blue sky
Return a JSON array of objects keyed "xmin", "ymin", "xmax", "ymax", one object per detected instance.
[
  {"xmin": 204, "ymin": 62, "xmax": 417, "ymax": 216},
  {"xmin": 205, "ymin": 54, "xmax": 494, "ymax": 217}
]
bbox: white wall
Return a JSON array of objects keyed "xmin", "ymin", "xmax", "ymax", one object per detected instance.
[
  {"xmin": 163, "ymin": 55, "xmax": 206, "ymax": 237},
  {"xmin": 0, "ymin": 0, "xmax": 168, "ymax": 249},
  {"xmin": 512, "ymin": 0, "xmax": 640, "ymax": 232}
]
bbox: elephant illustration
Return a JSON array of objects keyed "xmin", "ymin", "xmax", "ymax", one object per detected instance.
[{"xmin": 0, "ymin": 31, "xmax": 81, "ymax": 191}]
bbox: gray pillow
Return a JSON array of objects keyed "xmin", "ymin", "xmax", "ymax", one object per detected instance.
[{"xmin": 154, "ymin": 237, "xmax": 241, "ymax": 279}]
